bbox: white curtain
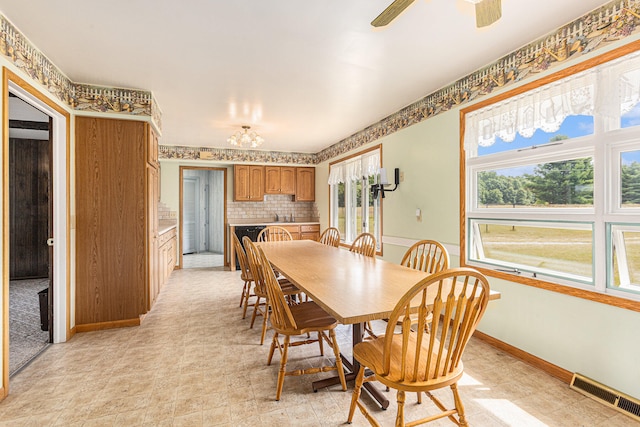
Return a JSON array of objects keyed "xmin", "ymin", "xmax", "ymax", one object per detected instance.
[
  {"xmin": 327, "ymin": 163, "xmax": 344, "ymax": 185},
  {"xmin": 327, "ymin": 150, "xmax": 381, "ymax": 184},
  {"xmin": 464, "ymin": 50, "xmax": 640, "ymax": 151}
]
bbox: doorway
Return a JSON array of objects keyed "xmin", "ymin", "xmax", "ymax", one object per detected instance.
[
  {"xmin": 180, "ymin": 167, "xmax": 226, "ymax": 269},
  {"xmin": 7, "ymin": 92, "xmax": 52, "ymax": 376}
]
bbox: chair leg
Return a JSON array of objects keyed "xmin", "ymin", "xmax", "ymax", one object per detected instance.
[
  {"xmin": 317, "ymin": 331, "xmax": 324, "ymax": 355},
  {"xmin": 396, "ymin": 390, "xmax": 406, "ymax": 427},
  {"xmin": 249, "ymin": 296, "xmax": 261, "ymax": 329},
  {"xmin": 242, "ymin": 281, "xmax": 253, "ymax": 319},
  {"xmin": 451, "ymin": 383, "xmax": 468, "ymax": 427},
  {"xmin": 328, "ymin": 329, "xmax": 347, "ymax": 391},
  {"xmin": 347, "ymin": 366, "xmax": 366, "ymax": 423},
  {"xmin": 417, "ymin": 391, "xmax": 422, "ymax": 403},
  {"xmin": 275, "ymin": 335, "xmax": 290, "ymax": 401},
  {"xmin": 268, "ymin": 332, "xmax": 279, "ymax": 365},
  {"xmin": 239, "ymin": 281, "xmax": 247, "ymax": 307},
  {"xmin": 260, "ymin": 303, "xmax": 269, "ymax": 345}
]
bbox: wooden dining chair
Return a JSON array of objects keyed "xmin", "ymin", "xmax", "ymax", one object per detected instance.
[
  {"xmin": 400, "ymin": 239, "xmax": 450, "ymax": 338},
  {"xmin": 232, "ymin": 233, "xmax": 254, "ymax": 319},
  {"xmin": 243, "ymin": 236, "xmax": 301, "ymax": 345},
  {"xmin": 319, "ymin": 227, "xmax": 341, "ymax": 247},
  {"xmin": 349, "ymin": 232, "xmax": 378, "ymax": 337},
  {"xmin": 401, "ymin": 240, "xmax": 450, "ymax": 274},
  {"xmin": 347, "ymin": 268, "xmax": 491, "ymax": 427},
  {"xmin": 349, "ymin": 232, "xmax": 376, "ymax": 257},
  {"xmin": 257, "ymin": 226, "xmax": 293, "ymax": 242},
  {"xmin": 250, "ymin": 241, "xmax": 347, "ymax": 401}
]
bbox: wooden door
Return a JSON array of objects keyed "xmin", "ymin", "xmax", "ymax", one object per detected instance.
[
  {"xmin": 264, "ymin": 166, "xmax": 281, "ymax": 194},
  {"xmin": 76, "ymin": 117, "xmax": 146, "ymax": 325},
  {"xmin": 9, "ymin": 138, "xmax": 50, "ymax": 279}
]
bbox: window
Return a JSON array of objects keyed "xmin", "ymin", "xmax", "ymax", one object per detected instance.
[
  {"xmin": 328, "ymin": 147, "xmax": 381, "ymax": 249},
  {"xmin": 462, "ymin": 48, "xmax": 640, "ymax": 301}
]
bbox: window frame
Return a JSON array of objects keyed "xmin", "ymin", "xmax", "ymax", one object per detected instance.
[
  {"xmin": 460, "ymin": 42, "xmax": 640, "ymax": 312},
  {"xmin": 328, "ymin": 145, "xmax": 383, "ymax": 254}
]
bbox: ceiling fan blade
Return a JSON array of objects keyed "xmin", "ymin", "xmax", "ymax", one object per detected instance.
[
  {"xmin": 371, "ymin": 0, "xmax": 416, "ymax": 27},
  {"xmin": 475, "ymin": 0, "xmax": 501, "ymax": 28}
]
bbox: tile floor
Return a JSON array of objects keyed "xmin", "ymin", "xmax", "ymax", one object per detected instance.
[
  {"xmin": 182, "ymin": 253, "xmax": 224, "ymax": 269},
  {"xmin": 0, "ymin": 268, "xmax": 637, "ymax": 426}
]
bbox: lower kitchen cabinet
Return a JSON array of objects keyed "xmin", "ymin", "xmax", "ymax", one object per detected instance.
[{"xmin": 158, "ymin": 227, "xmax": 177, "ymax": 297}]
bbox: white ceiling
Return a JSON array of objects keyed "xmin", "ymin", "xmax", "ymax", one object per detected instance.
[{"xmin": 0, "ymin": 0, "xmax": 609, "ymax": 153}]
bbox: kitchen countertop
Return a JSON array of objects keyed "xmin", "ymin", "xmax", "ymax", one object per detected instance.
[
  {"xmin": 228, "ymin": 219, "xmax": 319, "ymax": 227},
  {"xmin": 159, "ymin": 220, "xmax": 177, "ymax": 234}
]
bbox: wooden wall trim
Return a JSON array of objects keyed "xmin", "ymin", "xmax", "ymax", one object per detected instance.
[
  {"xmin": 75, "ymin": 318, "xmax": 140, "ymax": 333},
  {"xmin": 474, "ymin": 330, "xmax": 574, "ymax": 384},
  {"xmin": 3, "ymin": 68, "xmax": 72, "ymax": 347}
]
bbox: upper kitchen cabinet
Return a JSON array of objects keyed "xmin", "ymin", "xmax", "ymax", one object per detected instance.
[
  {"xmin": 295, "ymin": 167, "xmax": 315, "ymax": 201},
  {"xmin": 265, "ymin": 166, "xmax": 296, "ymax": 195},
  {"xmin": 234, "ymin": 165, "xmax": 264, "ymax": 201},
  {"xmin": 76, "ymin": 117, "xmax": 158, "ymax": 330}
]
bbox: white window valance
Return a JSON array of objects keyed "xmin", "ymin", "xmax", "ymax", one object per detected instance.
[
  {"xmin": 327, "ymin": 150, "xmax": 381, "ymax": 185},
  {"xmin": 464, "ymin": 50, "xmax": 640, "ymax": 151}
]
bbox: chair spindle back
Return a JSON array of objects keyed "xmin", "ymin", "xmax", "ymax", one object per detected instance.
[{"xmin": 382, "ymin": 268, "xmax": 490, "ymax": 382}]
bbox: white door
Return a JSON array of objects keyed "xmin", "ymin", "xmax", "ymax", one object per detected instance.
[{"xmin": 182, "ymin": 177, "xmax": 199, "ymax": 254}]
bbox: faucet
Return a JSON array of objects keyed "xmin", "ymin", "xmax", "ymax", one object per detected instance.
[{"xmin": 274, "ymin": 213, "xmax": 279, "ymax": 222}]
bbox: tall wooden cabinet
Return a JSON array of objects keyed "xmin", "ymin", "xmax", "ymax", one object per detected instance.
[{"xmin": 75, "ymin": 117, "xmax": 159, "ymax": 330}]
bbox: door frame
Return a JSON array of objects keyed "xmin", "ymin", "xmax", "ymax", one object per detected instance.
[
  {"xmin": 178, "ymin": 166, "xmax": 227, "ymax": 268},
  {"xmin": 2, "ymin": 69, "xmax": 70, "ymax": 397}
]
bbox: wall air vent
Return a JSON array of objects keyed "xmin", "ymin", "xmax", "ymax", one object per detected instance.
[{"xmin": 570, "ymin": 373, "xmax": 640, "ymax": 421}]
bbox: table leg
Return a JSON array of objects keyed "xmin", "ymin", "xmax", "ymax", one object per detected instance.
[{"xmin": 310, "ymin": 322, "xmax": 389, "ymax": 410}]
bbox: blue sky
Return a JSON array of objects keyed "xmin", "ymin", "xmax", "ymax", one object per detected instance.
[{"xmin": 479, "ymin": 113, "xmax": 640, "ymax": 174}]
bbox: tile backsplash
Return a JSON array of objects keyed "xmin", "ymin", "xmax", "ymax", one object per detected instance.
[
  {"xmin": 158, "ymin": 202, "xmax": 177, "ymax": 220},
  {"xmin": 227, "ymin": 194, "xmax": 319, "ymax": 222}
]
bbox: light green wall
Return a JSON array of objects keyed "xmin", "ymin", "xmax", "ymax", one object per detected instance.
[{"xmin": 314, "ymin": 76, "xmax": 640, "ymax": 401}]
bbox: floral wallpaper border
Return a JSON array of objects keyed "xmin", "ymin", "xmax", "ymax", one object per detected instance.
[
  {"xmin": 315, "ymin": 0, "xmax": 640, "ymax": 163},
  {"xmin": 3, "ymin": 1, "xmax": 640, "ymax": 166},
  {"xmin": 0, "ymin": 14, "xmax": 161, "ymax": 132},
  {"xmin": 159, "ymin": 145, "xmax": 316, "ymax": 165}
]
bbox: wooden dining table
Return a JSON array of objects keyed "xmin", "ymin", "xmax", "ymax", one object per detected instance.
[{"xmin": 258, "ymin": 239, "xmax": 500, "ymax": 408}]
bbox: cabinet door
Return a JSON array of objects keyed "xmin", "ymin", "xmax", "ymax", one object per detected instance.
[
  {"xmin": 280, "ymin": 167, "xmax": 296, "ymax": 194},
  {"xmin": 264, "ymin": 166, "xmax": 281, "ymax": 194},
  {"xmin": 234, "ymin": 165, "xmax": 250, "ymax": 201},
  {"xmin": 248, "ymin": 166, "xmax": 264, "ymax": 200},
  {"xmin": 76, "ymin": 117, "xmax": 147, "ymax": 325},
  {"xmin": 234, "ymin": 165, "xmax": 264, "ymax": 201},
  {"xmin": 295, "ymin": 167, "xmax": 315, "ymax": 201}
]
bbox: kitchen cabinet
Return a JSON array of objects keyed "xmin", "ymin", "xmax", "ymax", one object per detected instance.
[
  {"xmin": 300, "ymin": 224, "xmax": 320, "ymax": 241},
  {"xmin": 295, "ymin": 167, "xmax": 315, "ymax": 201},
  {"xmin": 265, "ymin": 166, "xmax": 296, "ymax": 195},
  {"xmin": 228, "ymin": 222, "xmax": 320, "ymax": 270},
  {"xmin": 234, "ymin": 165, "xmax": 264, "ymax": 201},
  {"xmin": 147, "ymin": 164, "xmax": 159, "ymax": 311},
  {"xmin": 75, "ymin": 117, "xmax": 159, "ymax": 330},
  {"xmin": 279, "ymin": 224, "xmax": 320, "ymax": 241},
  {"xmin": 158, "ymin": 227, "xmax": 177, "ymax": 291}
]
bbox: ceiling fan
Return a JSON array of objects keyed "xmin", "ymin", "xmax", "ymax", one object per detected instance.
[{"xmin": 371, "ymin": 0, "xmax": 502, "ymax": 28}]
